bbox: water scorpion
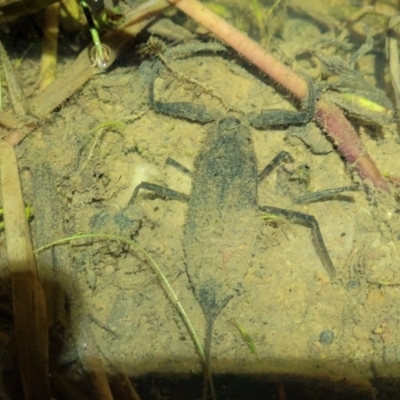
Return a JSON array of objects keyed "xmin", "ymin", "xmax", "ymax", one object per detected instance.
[{"xmin": 131, "ymin": 57, "xmax": 354, "ymax": 397}]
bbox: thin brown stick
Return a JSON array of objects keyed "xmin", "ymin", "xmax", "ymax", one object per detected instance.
[
  {"xmin": 40, "ymin": 2, "xmax": 60, "ymax": 91},
  {"xmin": 0, "ymin": 40, "xmax": 28, "ymax": 116},
  {"xmin": 0, "ymin": 141, "xmax": 49, "ymax": 400},
  {"xmin": 76, "ymin": 320, "xmax": 114, "ymax": 400},
  {"xmin": 109, "ymin": 373, "xmax": 141, "ymax": 400},
  {"xmin": 166, "ymin": 0, "xmax": 388, "ymax": 191}
]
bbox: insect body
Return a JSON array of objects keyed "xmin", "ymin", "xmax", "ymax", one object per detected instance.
[
  {"xmin": 184, "ymin": 117, "xmax": 260, "ymax": 373},
  {"xmin": 131, "ymin": 53, "xmax": 349, "ymax": 398}
]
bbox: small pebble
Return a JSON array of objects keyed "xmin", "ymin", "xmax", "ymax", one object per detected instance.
[{"xmin": 319, "ymin": 329, "xmax": 334, "ymax": 345}]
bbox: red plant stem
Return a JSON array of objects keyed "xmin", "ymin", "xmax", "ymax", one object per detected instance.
[
  {"xmin": 315, "ymin": 99, "xmax": 387, "ymax": 190},
  {"xmin": 166, "ymin": 0, "xmax": 388, "ymax": 191}
]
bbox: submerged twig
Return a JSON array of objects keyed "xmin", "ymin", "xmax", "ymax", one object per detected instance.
[
  {"xmin": 40, "ymin": 2, "xmax": 60, "ymax": 91},
  {"xmin": 76, "ymin": 321, "xmax": 114, "ymax": 400},
  {"xmin": 0, "ymin": 40, "xmax": 28, "ymax": 116},
  {"xmin": 0, "ymin": 142, "xmax": 49, "ymax": 400},
  {"xmin": 109, "ymin": 373, "xmax": 141, "ymax": 400}
]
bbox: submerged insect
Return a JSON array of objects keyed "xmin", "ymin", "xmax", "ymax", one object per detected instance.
[{"xmin": 130, "ymin": 50, "xmax": 358, "ymax": 398}]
